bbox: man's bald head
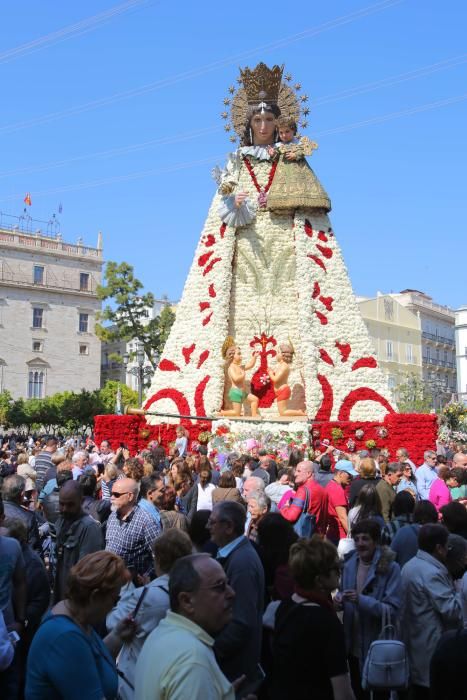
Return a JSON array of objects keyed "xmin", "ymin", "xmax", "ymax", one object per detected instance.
[
  {"xmin": 110, "ymin": 477, "xmax": 138, "ymax": 515},
  {"xmin": 452, "ymin": 452, "xmax": 467, "ymax": 469},
  {"xmin": 295, "ymin": 460, "xmax": 314, "ymax": 485}
]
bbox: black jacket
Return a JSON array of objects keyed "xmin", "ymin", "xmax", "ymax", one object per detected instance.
[
  {"xmin": 3, "ymin": 500, "xmax": 41, "ymax": 553},
  {"xmin": 214, "ymin": 536, "xmax": 265, "ymax": 683}
]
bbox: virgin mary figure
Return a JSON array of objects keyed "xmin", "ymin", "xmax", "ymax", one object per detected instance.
[{"xmin": 145, "ymin": 63, "xmax": 395, "ymax": 423}]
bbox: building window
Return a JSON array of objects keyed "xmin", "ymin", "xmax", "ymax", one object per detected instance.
[
  {"xmin": 32, "ymin": 340, "xmax": 43, "ymax": 353},
  {"xmin": 28, "ymin": 370, "xmax": 44, "ymax": 398},
  {"xmin": 32, "ymin": 308, "xmax": 43, "ymax": 328},
  {"xmin": 388, "ymin": 376, "xmax": 396, "ymax": 389},
  {"xmin": 79, "ymin": 313, "xmax": 89, "ymax": 333},
  {"xmin": 79, "ymin": 344, "xmax": 89, "ymax": 356},
  {"xmin": 80, "ymin": 273, "xmax": 90, "ymax": 291},
  {"xmin": 386, "ymin": 340, "xmax": 393, "ymax": 359},
  {"xmin": 406, "ymin": 344, "xmax": 413, "ymax": 362},
  {"xmin": 33, "ymin": 265, "xmax": 44, "ymax": 285}
]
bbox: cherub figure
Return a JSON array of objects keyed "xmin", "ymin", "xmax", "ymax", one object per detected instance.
[
  {"xmin": 267, "ymin": 341, "xmax": 306, "ymax": 416},
  {"xmin": 219, "ymin": 337, "xmax": 260, "ymax": 418}
]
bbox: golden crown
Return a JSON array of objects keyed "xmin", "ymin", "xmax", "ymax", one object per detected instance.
[
  {"xmin": 221, "ymin": 63, "xmax": 310, "ymax": 143},
  {"xmin": 240, "ymin": 62, "xmax": 283, "ymax": 105}
]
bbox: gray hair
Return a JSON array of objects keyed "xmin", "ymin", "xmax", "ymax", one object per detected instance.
[
  {"xmin": 2, "ymin": 474, "xmax": 26, "ymax": 502},
  {"xmin": 424, "ymin": 450, "xmax": 436, "ymax": 461},
  {"xmin": 247, "ymin": 491, "xmax": 270, "ymax": 512},
  {"xmin": 386, "ymin": 462, "xmax": 403, "ymax": 475},
  {"xmin": 244, "ymin": 476, "xmax": 265, "ymax": 492},
  {"xmin": 72, "ymin": 451, "xmax": 87, "ymax": 464}
]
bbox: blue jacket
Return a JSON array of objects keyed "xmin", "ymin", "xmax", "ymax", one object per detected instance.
[{"xmin": 340, "ymin": 546, "xmax": 402, "ymax": 663}]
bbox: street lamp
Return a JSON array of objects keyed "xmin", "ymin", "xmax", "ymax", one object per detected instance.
[{"xmin": 122, "ymin": 341, "xmax": 157, "ymax": 407}]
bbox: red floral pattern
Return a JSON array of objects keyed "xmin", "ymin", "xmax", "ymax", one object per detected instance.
[
  {"xmin": 95, "ymin": 412, "xmax": 437, "ymax": 467},
  {"xmin": 158, "ymin": 359, "xmax": 180, "ymax": 372},
  {"xmin": 182, "ymin": 344, "xmax": 196, "ymax": 365},
  {"xmin": 351, "ymin": 357, "xmax": 378, "ymax": 371}
]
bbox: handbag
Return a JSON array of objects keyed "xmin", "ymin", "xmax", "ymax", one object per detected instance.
[
  {"xmin": 361, "ymin": 607, "xmax": 409, "ymax": 693},
  {"xmin": 293, "ymin": 486, "xmax": 316, "ymax": 538}
]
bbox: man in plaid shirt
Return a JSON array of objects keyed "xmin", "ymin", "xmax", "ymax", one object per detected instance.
[{"xmin": 105, "ymin": 477, "xmax": 161, "ymax": 581}]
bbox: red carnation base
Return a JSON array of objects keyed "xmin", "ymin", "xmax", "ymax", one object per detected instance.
[{"xmin": 94, "ymin": 412, "xmax": 437, "ymax": 465}]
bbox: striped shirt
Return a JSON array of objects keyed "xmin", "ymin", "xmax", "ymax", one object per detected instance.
[{"xmin": 34, "ymin": 451, "xmax": 54, "ymax": 492}]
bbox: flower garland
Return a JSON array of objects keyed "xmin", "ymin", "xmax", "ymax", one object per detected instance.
[{"xmin": 243, "ymin": 157, "xmax": 278, "ymax": 207}]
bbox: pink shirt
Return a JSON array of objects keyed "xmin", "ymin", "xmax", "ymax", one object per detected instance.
[{"xmin": 428, "ymin": 478, "xmax": 452, "ymax": 512}]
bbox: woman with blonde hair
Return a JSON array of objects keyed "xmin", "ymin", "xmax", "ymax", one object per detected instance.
[
  {"xmin": 349, "ymin": 457, "xmax": 379, "ymax": 508},
  {"xmin": 265, "ymin": 536, "xmax": 354, "ymax": 700},
  {"xmin": 26, "ymin": 551, "xmax": 135, "ymax": 699},
  {"xmin": 16, "ymin": 452, "xmax": 37, "ymax": 502}
]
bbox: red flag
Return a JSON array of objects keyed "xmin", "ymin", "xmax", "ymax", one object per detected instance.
[{"xmin": 24, "ymin": 192, "xmax": 32, "ymax": 206}]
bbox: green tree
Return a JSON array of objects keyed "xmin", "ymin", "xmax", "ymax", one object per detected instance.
[
  {"xmin": 8, "ymin": 398, "xmax": 27, "ymax": 429},
  {"xmin": 0, "ymin": 390, "xmax": 13, "ymax": 426},
  {"xmin": 396, "ymin": 374, "xmax": 433, "ymax": 413},
  {"xmin": 98, "ymin": 381, "xmax": 138, "ymax": 413},
  {"xmin": 61, "ymin": 390, "xmax": 105, "ymax": 432},
  {"xmin": 95, "ymin": 262, "xmax": 175, "ymax": 368}
]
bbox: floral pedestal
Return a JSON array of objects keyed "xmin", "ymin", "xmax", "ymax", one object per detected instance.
[{"xmin": 94, "ymin": 412, "xmax": 437, "ymax": 465}]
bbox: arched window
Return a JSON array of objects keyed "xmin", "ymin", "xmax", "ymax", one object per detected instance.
[{"xmin": 28, "ymin": 370, "xmax": 45, "ymax": 398}]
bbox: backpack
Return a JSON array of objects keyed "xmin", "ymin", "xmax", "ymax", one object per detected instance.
[
  {"xmin": 362, "ymin": 607, "xmax": 409, "ymax": 693},
  {"xmin": 293, "ymin": 486, "xmax": 316, "ymax": 538}
]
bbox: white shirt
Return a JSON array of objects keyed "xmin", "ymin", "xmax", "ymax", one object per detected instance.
[{"xmin": 197, "ymin": 483, "xmax": 215, "ymax": 511}]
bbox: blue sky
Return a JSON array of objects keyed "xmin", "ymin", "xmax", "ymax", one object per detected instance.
[{"xmin": 1, "ymin": 0, "xmax": 466, "ymax": 308}]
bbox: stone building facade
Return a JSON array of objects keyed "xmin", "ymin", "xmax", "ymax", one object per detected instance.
[
  {"xmin": 359, "ymin": 289, "xmax": 456, "ymax": 409},
  {"xmin": 358, "ymin": 293, "xmax": 423, "ymax": 400},
  {"xmin": 0, "ymin": 226, "xmax": 103, "ymax": 399}
]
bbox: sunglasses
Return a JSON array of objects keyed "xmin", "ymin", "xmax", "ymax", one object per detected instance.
[{"xmin": 111, "ymin": 491, "xmax": 130, "ymax": 498}]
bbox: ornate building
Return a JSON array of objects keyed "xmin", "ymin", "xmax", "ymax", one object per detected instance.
[
  {"xmin": 359, "ymin": 290, "xmax": 457, "ymax": 408},
  {"xmin": 358, "ymin": 293, "xmax": 423, "ymax": 400},
  {"xmin": 0, "ymin": 220, "xmax": 103, "ymax": 399}
]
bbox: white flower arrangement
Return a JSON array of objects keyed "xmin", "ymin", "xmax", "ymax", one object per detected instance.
[{"xmin": 146, "ymin": 153, "xmax": 395, "ymax": 425}]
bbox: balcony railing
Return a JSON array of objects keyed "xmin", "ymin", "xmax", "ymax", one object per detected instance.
[
  {"xmin": 0, "ymin": 228, "xmax": 101, "ymax": 259},
  {"xmin": 422, "ymin": 331, "xmax": 455, "ymax": 346},
  {"xmin": 422, "ymin": 357, "xmax": 455, "ymax": 369}
]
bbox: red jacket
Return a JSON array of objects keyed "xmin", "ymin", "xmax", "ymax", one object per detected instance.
[{"xmin": 280, "ymin": 477, "xmax": 329, "ymax": 535}]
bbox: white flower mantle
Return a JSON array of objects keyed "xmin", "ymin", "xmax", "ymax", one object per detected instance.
[{"xmin": 146, "ymin": 152, "xmax": 395, "ymax": 424}]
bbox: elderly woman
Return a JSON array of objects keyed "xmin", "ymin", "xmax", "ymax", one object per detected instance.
[
  {"xmin": 349, "ymin": 458, "xmax": 379, "ymax": 508},
  {"xmin": 265, "ymin": 536, "xmax": 354, "ymax": 700},
  {"xmin": 107, "ymin": 529, "xmax": 193, "ymax": 700},
  {"xmin": 338, "ymin": 518, "xmax": 402, "ymax": 699},
  {"xmin": 246, "ymin": 491, "xmax": 270, "ymax": 543},
  {"xmin": 429, "ymin": 466, "xmax": 454, "ymax": 512},
  {"xmin": 25, "ymin": 551, "xmax": 134, "ymax": 699},
  {"xmin": 16, "ymin": 453, "xmax": 37, "ymax": 503},
  {"xmin": 212, "ymin": 470, "xmax": 244, "ymax": 505}
]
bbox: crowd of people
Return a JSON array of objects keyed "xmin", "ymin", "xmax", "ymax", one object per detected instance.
[{"xmin": 0, "ymin": 430, "xmax": 467, "ymax": 699}]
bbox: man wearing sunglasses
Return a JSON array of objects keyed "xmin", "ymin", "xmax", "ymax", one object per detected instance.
[
  {"xmin": 136, "ymin": 554, "xmax": 256, "ymax": 700},
  {"xmin": 105, "ymin": 478, "xmax": 161, "ymax": 583}
]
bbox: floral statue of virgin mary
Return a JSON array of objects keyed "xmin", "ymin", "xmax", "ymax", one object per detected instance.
[{"xmin": 145, "ymin": 63, "xmax": 395, "ymax": 422}]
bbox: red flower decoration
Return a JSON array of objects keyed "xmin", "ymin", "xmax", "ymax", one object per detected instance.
[{"xmin": 158, "ymin": 359, "xmax": 180, "ymax": 372}]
